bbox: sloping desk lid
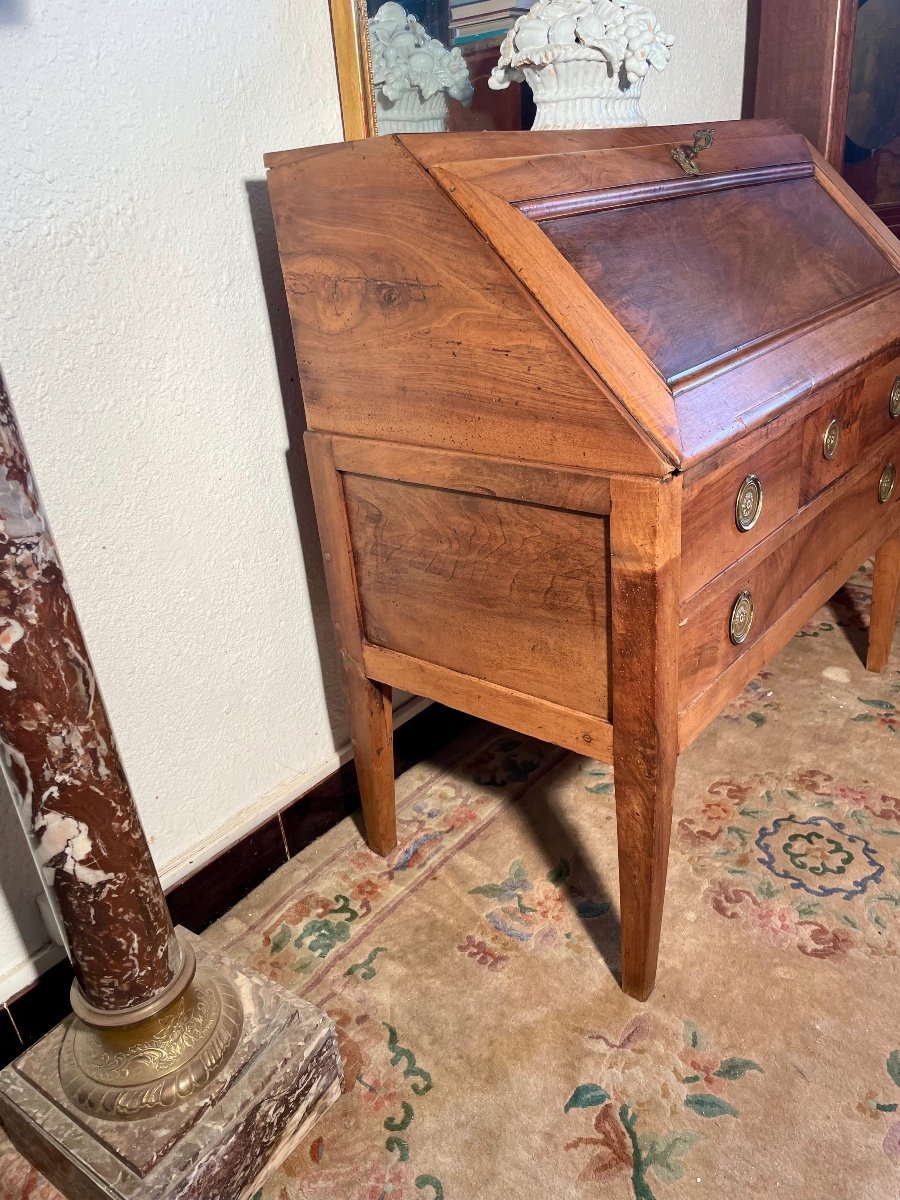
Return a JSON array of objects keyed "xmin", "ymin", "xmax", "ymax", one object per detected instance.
[{"xmin": 402, "ymin": 120, "xmax": 900, "ymax": 468}]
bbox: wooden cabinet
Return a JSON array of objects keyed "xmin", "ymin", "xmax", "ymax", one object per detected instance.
[
  {"xmin": 265, "ymin": 119, "xmax": 900, "ymax": 999},
  {"xmin": 750, "ymin": 0, "xmax": 900, "ymax": 236}
]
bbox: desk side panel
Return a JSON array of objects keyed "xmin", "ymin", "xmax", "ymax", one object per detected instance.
[
  {"xmin": 343, "ymin": 472, "xmax": 612, "ymax": 721},
  {"xmin": 265, "ymin": 137, "xmax": 663, "ymax": 475}
]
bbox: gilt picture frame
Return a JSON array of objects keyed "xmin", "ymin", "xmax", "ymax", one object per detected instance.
[{"xmin": 328, "ymin": 0, "xmax": 378, "ymax": 140}]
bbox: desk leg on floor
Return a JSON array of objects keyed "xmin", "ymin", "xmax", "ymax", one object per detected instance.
[
  {"xmin": 866, "ymin": 534, "xmax": 900, "ymax": 674},
  {"xmin": 610, "ymin": 474, "xmax": 681, "ymax": 1001},
  {"xmin": 305, "ymin": 431, "xmax": 398, "ymax": 856}
]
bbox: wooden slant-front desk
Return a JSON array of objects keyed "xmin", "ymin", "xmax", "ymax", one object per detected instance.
[{"xmin": 266, "ymin": 119, "xmax": 900, "ymax": 999}]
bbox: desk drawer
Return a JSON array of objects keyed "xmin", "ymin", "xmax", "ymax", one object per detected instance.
[
  {"xmin": 799, "ymin": 387, "xmax": 863, "ymax": 506},
  {"xmin": 860, "ymin": 354, "xmax": 900, "ymax": 446},
  {"xmin": 682, "ymin": 432, "xmax": 801, "ymax": 599},
  {"xmin": 680, "ymin": 428, "xmax": 900, "ymax": 709}
]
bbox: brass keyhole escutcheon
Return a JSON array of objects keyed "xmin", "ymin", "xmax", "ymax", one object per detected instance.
[
  {"xmin": 879, "ymin": 463, "xmax": 897, "ymax": 504},
  {"xmin": 729, "ymin": 590, "xmax": 754, "ymax": 645},
  {"xmin": 735, "ymin": 475, "xmax": 763, "ymax": 532},
  {"xmin": 890, "ymin": 376, "xmax": 900, "ymax": 420},
  {"xmin": 671, "ymin": 127, "xmax": 716, "ymax": 176},
  {"xmin": 823, "ymin": 418, "xmax": 841, "ymax": 461}
]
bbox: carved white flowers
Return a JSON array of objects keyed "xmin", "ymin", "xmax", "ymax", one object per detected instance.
[
  {"xmin": 489, "ymin": 0, "xmax": 674, "ymax": 130},
  {"xmin": 369, "ymin": 2, "xmax": 474, "ymax": 134}
]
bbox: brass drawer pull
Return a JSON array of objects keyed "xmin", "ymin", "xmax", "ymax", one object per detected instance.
[
  {"xmin": 729, "ymin": 590, "xmax": 754, "ymax": 645},
  {"xmin": 735, "ymin": 474, "xmax": 763, "ymax": 532},
  {"xmin": 879, "ymin": 463, "xmax": 897, "ymax": 504},
  {"xmin": 822, "ymin": 418, "xmax": 841, "ymax": 461},
  {"xmin": 890, "ymin": 376, "xmax": 900, "ymax": 420}
]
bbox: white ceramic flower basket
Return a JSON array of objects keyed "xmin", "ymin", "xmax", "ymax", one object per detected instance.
[
  {"xmin": 490, "ymin": 0, "xmax": 673, "ymax": 131},
  {"xmin": 523, "ymin": 50, "xmax": 645, "ymax": 130},
  {"xmin": 368, "ymin": 2, "xmax": 473, "ymax": 136},
  {"xmin": 375, "ymin": 87, "xmax": 449, "ymax": 134}
]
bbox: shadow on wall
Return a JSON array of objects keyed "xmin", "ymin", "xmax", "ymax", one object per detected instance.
[
  {"xmin": 243, "ymin": 178, "xmax": 349, "ymax": 748},
  {"xmin": 0, "ymin": 772, "xmax": 55, "ymax": 991}
]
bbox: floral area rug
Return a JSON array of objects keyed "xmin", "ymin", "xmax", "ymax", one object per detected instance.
[{"xmin": 2, "ymin": 563, "xmax": 898, "ymax": 1200}]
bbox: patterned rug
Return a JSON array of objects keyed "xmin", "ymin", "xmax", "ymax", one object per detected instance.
[{"xmin": 2, "ymin": 563, "xmax": 899, "ymax": 1200}]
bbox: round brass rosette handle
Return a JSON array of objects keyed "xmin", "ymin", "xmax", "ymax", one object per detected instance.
[
  {"xmin": 878, "ymin": 463, "xmax": 897, "ymax": 505},
  {"xmin": 729, "ymin": 590, "xmax": 754, "ymax": 645},
  {"xmin": 735, "ymin": 475, "xmax": 763, "ymax": 532},
  {"xmin": 822, "ymin": 418, "xmax": 841, "ymax": 461},
  {"xmin": 890, "ymin": 376, "xmax": 900, "ymax": 420}
]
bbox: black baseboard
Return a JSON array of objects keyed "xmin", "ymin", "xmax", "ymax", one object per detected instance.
[{"xmin": 1, "ymin": 703, "xmax": 473, "ymax": 1069}]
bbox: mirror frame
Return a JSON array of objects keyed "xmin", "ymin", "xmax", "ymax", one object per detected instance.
[{"xmin": 329, "ymin": 0, "xmax": 378, "ymax": 140}]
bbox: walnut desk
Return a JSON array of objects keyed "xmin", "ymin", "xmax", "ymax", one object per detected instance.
[{"xmin": 265, "ymin": 119, "xmax": 900, "ymax": 999}]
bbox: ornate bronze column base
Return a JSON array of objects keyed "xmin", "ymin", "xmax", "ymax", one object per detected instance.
[
  {"xmin": 59, "ymin": 940, "xmax": 243, "ymax": 1120},
  {"xmin": 0, "ymin": 931, "xmax": 342, "ymax": 1200}
]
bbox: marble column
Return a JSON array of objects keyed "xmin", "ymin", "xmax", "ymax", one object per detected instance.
[
  {"xmin": 0, "ymin": 380, "xmax": 179, "ymax": 1016},
  {"xmin": 0, "ymin": 372, "xmax": 341, "ymax": 1199}
]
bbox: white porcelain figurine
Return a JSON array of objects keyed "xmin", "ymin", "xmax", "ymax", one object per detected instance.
[
  {"xmin": 489, "ymin": 0, "xmax": 674, "ymax": 130},
  {"xmin": 369, "ymin": 2, "xmax": 474, "ymax": 134}
]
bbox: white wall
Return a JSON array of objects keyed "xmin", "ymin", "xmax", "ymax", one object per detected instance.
[
  {"xmin": 0, "ymin": 0, "xmax": 350, "ymax": 1001},
  {"xmin": 644, "ymin": 0, "xmax": 749, "ymax": 128},
  {"xmin": 0, "ymin": 0, "xmax": 747, "ymax": 1002}
]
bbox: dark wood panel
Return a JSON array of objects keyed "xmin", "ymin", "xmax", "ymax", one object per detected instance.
[
  {"xmin": 541, "ymin": 176, "xmax": 896, "ymax": 384},
  {"xmin": 344, "ymin": 474, "xmax": 611, "ymax": 717},
  {"xmin": 752, "ymin": 0, "xmax": 858, "ymax": 168}
]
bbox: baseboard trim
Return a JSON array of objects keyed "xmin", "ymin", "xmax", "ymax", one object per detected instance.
[{"xmin": 0, "ymin": 702, "xmax": 474, "ymax": 1069}]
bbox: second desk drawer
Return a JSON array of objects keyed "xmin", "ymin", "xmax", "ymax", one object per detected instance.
[{"xmin": 680, "ymin": 433, "xmax": 900, "ymax": 710}]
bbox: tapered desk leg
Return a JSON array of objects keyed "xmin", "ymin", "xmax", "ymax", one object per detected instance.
[
  {"xmin": 610, "ymin": 475, "xmax": 681, "ymax": 1001},
  {"xmin": 305, "ymin": 431, "xmax": 398, "ymax": 855},
  {"xmin": 866, "ymin": 535, "xmax": 900, "ymax": 674},
  {"xmin": 346, "ymin": 666, "xmax": 396, "ymax": 855}
]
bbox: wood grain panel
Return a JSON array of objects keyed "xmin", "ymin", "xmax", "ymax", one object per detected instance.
[
  {"xmin": 363, "ymin": 643, "xmax": 614, "ymax": 761},
  {"xmin": 675, "ymin": 287, "xmax": 900, "ymax": 466},
  {"xmin": 435, "ymin": 166, "xmax": 681, "ymax": 464},
  {"xmin": 330, "ymin": 435, "xmax": 612, "ymax": 515},
  {"xmin": 266, "ymin": 136, "xmax": 663, "ymax": 475},
  {"xmin": 343, "ymin": 474, "xmax": 611, "ymax": 717},
  {"xmin": 396, "ymin": 117, "xmax": 794, "ymax": 171},
  {"xmin": 445, "ymin": 133, "xmax": 811, "ymax": 208},
  {"xmin": 541, "ymin": 176, "xmax": 896, "ymax": 385}
]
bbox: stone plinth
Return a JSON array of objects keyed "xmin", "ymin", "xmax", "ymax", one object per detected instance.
[{"xmin": 0, "ymin": 932, "xmax": 342, "ymax": 1200}]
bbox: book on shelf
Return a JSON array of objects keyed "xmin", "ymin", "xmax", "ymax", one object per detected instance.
[
  {"xmin": 450, "ymin": 0, "xmax": 529, "ymax": 20},
  {"xmin": 454, "ymin": 27, "xmax": 510, "ymax": 46}
]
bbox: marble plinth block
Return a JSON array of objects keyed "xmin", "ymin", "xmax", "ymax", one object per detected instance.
[{"xmin": 0, "ymin": 932, "xmax": 342, "ymax": 1200}]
